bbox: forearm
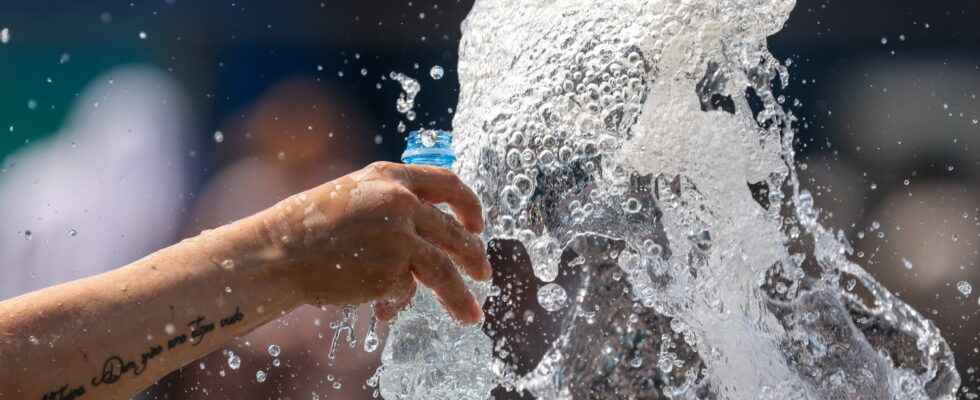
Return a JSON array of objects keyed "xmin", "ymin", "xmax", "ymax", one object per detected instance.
[{"xmin": 0, "ymin": 215, "xmax": 301, "ymax": 399}]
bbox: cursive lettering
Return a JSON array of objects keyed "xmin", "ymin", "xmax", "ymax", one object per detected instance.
[
  {"xmin": 167, "ymin": 334, "xmax": 187, "ymax": 349},
  {"xmin": 90, "ymin": 355, "xmax": 142, "ymax": 386},
  {"xmin": 41, "ymin": 385, "xmax": 85, "ymax": 400},
  {"xmin": 188, "ymin": 316, "xmax": 214, "ymax": 346},
  {"xmin": 220, "ymin": 306, "xmax": 244, "ymax": 327}
]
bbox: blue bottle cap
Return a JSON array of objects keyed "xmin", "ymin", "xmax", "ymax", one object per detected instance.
[{"xmin": 401, "ymin": 129, "xmax": 456, "ymax": 168}]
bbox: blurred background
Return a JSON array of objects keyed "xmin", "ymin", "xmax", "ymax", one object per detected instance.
[{"xmin": 1, "ymin": 0, "xmax": 979, "ymax": 398}]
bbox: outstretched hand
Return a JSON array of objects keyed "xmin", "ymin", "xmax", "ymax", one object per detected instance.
[{"xmin": 255, "ymin": 161, "xmax": 491, "ymax": 324}]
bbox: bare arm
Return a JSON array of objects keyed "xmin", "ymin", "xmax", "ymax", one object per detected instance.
[{"xmin": 0, "ymin": 162, "xmax": 491, "ymax": 400}]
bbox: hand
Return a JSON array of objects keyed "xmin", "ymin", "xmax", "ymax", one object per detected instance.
[{"xmin": 253, "ymin": 162, "xmax": 491, "ymax": 324}]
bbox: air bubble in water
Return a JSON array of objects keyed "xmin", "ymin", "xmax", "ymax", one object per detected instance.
[
  {"xmin": 430, "ymin": 65, "xmax": 445, "ymax": 80},
  {"xmin": 256, "ymin": 370, "xmax": 267, "ymax": 383},
  {"xmin": 267, "ymin": 344, "xmax": 281, "ymax": 357},
  {"xmin": 138, "ymin": 31, "xmax": 147, "ymax": 40},
  {"xmin": 67, "ymin": 228, "xmax": 77, "ymax": 237},
  {"xmin": 213, "ymin": 131, "xmax": 224, "ymax": 143},
  {"xmin": 537, "ymin": 283, "xmax": 567, "ymax": 312},
  {"xmin": 0, "ymin": 28, "xmax": 9, "ymax": 44},
  {"xmin": 622, "ymin": 197, "xmax": 642, "ymax": 213}
]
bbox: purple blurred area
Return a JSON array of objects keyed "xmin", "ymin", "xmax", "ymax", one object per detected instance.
[{"xmin": 1, "ymin": 0, "xmax": 980, "ymax": 398}]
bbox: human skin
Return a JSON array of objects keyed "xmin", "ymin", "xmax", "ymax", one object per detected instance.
[{"xmin": 0, "ymin": 162, "xmax": 492, "ymax": 400}]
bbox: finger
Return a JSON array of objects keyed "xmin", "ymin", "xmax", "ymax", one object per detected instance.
[
  {"xmin": 409, "ymin": 238, "xmax": 483, "ymax": 324},
  {"xmin": 414, "ymin": 203, "xmax": 492, "ymax": 281},
  {"xmin": 375, "ymin": 277, "xmax": 417, "ymax": 321},
  {"xmin": 399, "ymin": 164, "xmax": 485, "ymax": 233}
]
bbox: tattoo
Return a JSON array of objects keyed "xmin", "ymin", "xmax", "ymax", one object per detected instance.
[
  {"xmin": 140, "ymin": 345, "xmax": 164, "ymax": 370},
  {"xmin": 41, "ymin": 385, "xmax": 85, "ymax": 400},
  {"xmin": 90, "ymin": 356, "xmax": 142, "ymax": 386},
  {"xmin": 167, "ymin": 333, "xmax": 187, "ymax": 349},
  {"xmin": 42, "ymin": 306, "xmax": 247, "ymax": 397},
  {"xmin": 220, "ymin": 306, "xmax": 244, "ymax": 327},
  {"xmin": 188, "ymin": 316, "xmax": 215, "ymax": 346}
]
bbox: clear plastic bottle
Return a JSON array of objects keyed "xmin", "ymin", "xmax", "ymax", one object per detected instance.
[{"xmin": 375, "ymin": 129, "xmax": 494, "ymax": 400}]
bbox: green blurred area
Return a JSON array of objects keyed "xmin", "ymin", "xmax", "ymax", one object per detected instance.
[{"xmin": 0, "ymin": 42, "xmax": 152, "ymax": 160}]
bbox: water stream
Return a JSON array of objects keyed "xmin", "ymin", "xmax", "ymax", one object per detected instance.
[{"xmin": 444, "ymin": 0, "xmax": 959, "ymax": 398}]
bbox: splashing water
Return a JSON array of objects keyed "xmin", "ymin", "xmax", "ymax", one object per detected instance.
[
  {"xmin": 441, "ymin": 0, "xmax": 960, "ymax": 399},
  {"xmin": 327, "ymin": 305, "xmax": 358, "ymax": 362},
  {"xmin": 390, "ymin": 71, "xmax": 421, "ymax": 125}
]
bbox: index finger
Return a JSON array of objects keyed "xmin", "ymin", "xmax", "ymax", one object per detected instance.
[{"xmin": 399, "ymin": 164, "xmax": 485, "ymax": 233}]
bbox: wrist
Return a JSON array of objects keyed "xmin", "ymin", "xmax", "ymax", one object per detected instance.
[{"xmin": 199, "ymin": 216, "xmax": 306, "ymax": 311}]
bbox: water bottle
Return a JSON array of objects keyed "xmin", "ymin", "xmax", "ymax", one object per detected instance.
[
  {"xmin": 374, "ymin": 129, "xmax": 494, "ymax": 400},
  {"xmin": 400, "ymin": 129, "xmax": 456, "ymax": 168}
]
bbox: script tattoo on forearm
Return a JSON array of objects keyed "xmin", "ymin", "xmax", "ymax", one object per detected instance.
[{"xmin": 41, "ymin": 306, "xmax": 245, "ymax": 399}]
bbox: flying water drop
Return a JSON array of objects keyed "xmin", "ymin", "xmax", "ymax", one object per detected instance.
[{"xmin": 430, "ymin": 65, "xmax": 445, "ymax": 80}]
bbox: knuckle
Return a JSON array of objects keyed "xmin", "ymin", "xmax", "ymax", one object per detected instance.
[
  {"xmin": 388, "ymin": 187, "xmax": 420, "ymax": 211},
  {"xmin": 366, "ymin": 161, "xmax": 399, "ymax": 176}
]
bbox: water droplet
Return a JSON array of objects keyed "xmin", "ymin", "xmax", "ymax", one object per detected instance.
[
  {"xmin": 213, "ymin": 131, "xmax": 224, "ymax": 143},
  {"xmin": 227, "ymin": 351, "xmax": 241, "ymax": 370},
  {"xmin": 420, "ymin": 129, "xmax": 439, "ymax": 147},
  {"xmin": 224, "ymin": 286, "xmax": 232, "ymax": 294},
  {"xmin": 22, "ymin": 230, "xmax": 32, "ymax": 240},
  {"xmin": 902, "ymin": 258, "xmax": 914, "ymax": 270},
  {"xmin": 958, "ymin": 281, "xmax": 972, "ymax": 297},
  {"xmin": 256, "ymin": 370, "xmax": 267, "ymax": 383},
  {"xmin": 430, "ymin": 65, "xmax": 445, "ymax": 80},
  {"xmin": 272, "ymin": 358, "xmax": 281, "ymax": 367},
  {"xmin": 138, "ymin": 31, "xmax": 147, "ymax": 40},
  {"xmin": 0, "ymin": 28, "xmax": 10, "ymax": 44},
  {"xmin": 67, "ymin": 228, "xmax": 77, "ymax": 237},
  {"xmin": 537, "ymin": 283, "xmax": 567, "ymax": 312},
  {"xmin": 363, "ymin": 331, "xmax": 380, "ymax": 353},
  {"xmin": 221, "ymin": 259, "xmax": 235, "ymax": 270},
  {"xmin": 267, "ymin": 344, "xmax": 281, "ymax": 357},
  {"xmin": 165, "ymin": 323, "xmax": 176, "ymax": 335}
]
